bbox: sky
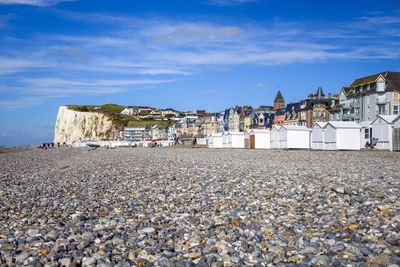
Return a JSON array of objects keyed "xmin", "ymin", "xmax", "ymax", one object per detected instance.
[{"xmin": 1, "ymin": 0, "xmax": 400, "ymax": 145}]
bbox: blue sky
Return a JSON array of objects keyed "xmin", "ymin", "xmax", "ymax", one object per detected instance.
[{"xmin": 1, "ymin": 0, "xmax": 400, "ymax": 145}]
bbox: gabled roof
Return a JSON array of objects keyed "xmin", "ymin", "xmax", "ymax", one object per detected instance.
[
  {"xmin": 313, "ymin": 122, "xmax": 327, "ymax": 128},
  {"xmin": 359, "ymin": 121, "xmax": 372, "ymax": 128},
  {"xmin": 272, "ymin": 125, "xmax": 282, "ymax": 130},
  {"xmin": 350, "ymin": 73, "xmax": 382, "ymax": 87},
  {"xmin": 249, "ymin": 129, "xmax": 271, "ymax": 133},
  {"xmin": 340, "ymin": 87, "xmax": 352, "ymax": 97},
  {"xmin": 372, "ymin": 115, "xmax": 398, "ymax": 124},
  {"xmin": 281, "ymin": 125, "xmax": 310, "ymax": 131},
  {"xmin": 350, "ymin": 71, "xmax": 400, "ymax": 91},
  {"xmin": 325, "ymin": 121, "xmax": 361, "ymax": 129}
]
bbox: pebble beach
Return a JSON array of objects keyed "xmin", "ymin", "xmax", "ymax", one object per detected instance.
[{"xmin": 0, "ymin": 147, "xmax": 399, "ymax": 266}]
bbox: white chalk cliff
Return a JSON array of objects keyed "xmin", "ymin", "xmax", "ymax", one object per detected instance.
[{"xmin": 54, "ymin": 106, "xmax": 114, "ymax": 143}]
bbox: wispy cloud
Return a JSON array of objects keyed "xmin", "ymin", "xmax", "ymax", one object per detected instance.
[
  {"xmin": 1, "ymin": 10, "xmax": 400, "ymax": 110},
  {"xmin": 0, "ymin": 0, "xmax": 76, "ymax": 6},
  {"xmin": 0, "ymin": 96, "xmax": 44, "ymax": 110}
]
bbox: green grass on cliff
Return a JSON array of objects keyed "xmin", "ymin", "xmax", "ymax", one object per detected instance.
[
  {"xmin": 67, "ymin": 104, "xmax": 126, "ymax": 114},
  {"xmin": 66, "ymin": 104, "xmax": 174, "ymax": 127}
]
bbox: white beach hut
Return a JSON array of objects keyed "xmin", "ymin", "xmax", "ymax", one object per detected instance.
[
  {"xmin": 393, "ymin": 116, "xmax": 400, "ymax": 151},
  {"xmin": 222, "ymin": 132, "xmax": 231, "ymax": 148},
  {"xmin": 208, "ymin": 133, "xmax": 223, "ymax": 148},
  {"xmin": 311, "ymin": 122, "xmax": 327, "ymax": 150},
  {"xmin": 250, "ymin": 129, "xmax": 271, "ymax": 149},
  {"xmin": 359, "ymin": 121, "xmax": 372, "ymax": 149},
  {"xmin": 279, "ymin": 125, "xmax": 311, "ymax": 149},
  {"xmin": 228, "ymin": 132, "xmax": 245, "ymax": 148},
  {"xmin": 244, "ymin": 130, "xmax": 251, "ymax": 149},
  {"xmin": 270, "ymin": 126, "xmax": 281, "ymax": 149},
  {"xmin": 371, "ymin": 115, "xmax": 397, "ymax": 151},
  {"xmin": 323, "ymin": 121, "xmax": 361, "ymax": 150}
]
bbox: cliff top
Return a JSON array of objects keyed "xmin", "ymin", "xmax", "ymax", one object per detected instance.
[
  {"xmin": 66, "ymin": 104, "xmax": 174, "ymax": 127},
  {"xmin": 66, "ymin": 104, "xmax": 126, "ymax": 114}
]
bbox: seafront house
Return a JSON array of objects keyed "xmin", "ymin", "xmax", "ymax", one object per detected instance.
[
  {"xmin": 298, "ymin": 87, "xmax": 335, "ymax": 127},
  {"xmin": 223, "ymin": 109, "xmax": 230, "ymax": 131},
  {"xmin": 161, "ymin": 108, "xmax": 178, "ymax": 117},
  {"xmin": 123, "ymin": 126, "xmax": 147, "ymax": 142},
  {"xmin": 330, "ymin": 71, "xmax": 400, "ymax": 122},
  {"xmin": 205, "ymin": 113, "xmax": 219, "ymax": 135},
  {"xmin": 217, "ymin": 112, "xmax": 225, "ymax": 133},
  {"xmin": 273, "ymin": 107, "xmax": 286, "ymax": 126},
  {"xmin": 244, "ymin": 109, "xmax": 252, "ymax": 131},
  {"xmin": 120, "ymin": 106, "xmax": 152, "ymax": 116},
  {"xmin": 284, "ymin": 102, "xmax": 300, "ymax": 126}
]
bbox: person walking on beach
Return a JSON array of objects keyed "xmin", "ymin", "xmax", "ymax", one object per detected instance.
[{"xmin": 192, "ymin": 137, "xmax": 197, "ymax": 148}]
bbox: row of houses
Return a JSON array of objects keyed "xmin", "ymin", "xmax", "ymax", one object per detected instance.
[
  {"xmin": 204, "ymin": 71, "xmax": 400, "ymax": 132},
  {"xmin": 112, "ymin": 71, "xmax": 400, "ymax": 144},
  {"xmin": 208, "ymin": 114, "xmax": 400, "ymax": 151}
]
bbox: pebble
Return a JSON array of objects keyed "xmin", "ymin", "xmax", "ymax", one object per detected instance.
[{"xmin": 0, "ymin": 147, "xmax": 399, "ymax": 266}]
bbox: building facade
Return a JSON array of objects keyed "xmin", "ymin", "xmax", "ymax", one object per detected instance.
[{"xmin": 330, "ymin": 72, "xmax": 400, "ymax": 123}]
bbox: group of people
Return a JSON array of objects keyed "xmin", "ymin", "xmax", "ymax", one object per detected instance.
[
  {"xmin": 38, "ymin": 142, "xmax": 62, "ymax": 149},
  {"xmin": 173, "ymin": 136, "xmax": 197, "ymax": 147}
]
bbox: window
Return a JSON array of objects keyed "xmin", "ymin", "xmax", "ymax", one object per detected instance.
[
  {"xmin": 394, "ymin": 106, "xmax": 399, "ymax": 115},
  {"xmin": 378, "ymin": 104, "xmax": 386, "ymax": 115},
  {"xmin": 377, "ymin": 81, "xmax": 385, "ymax": 92},
  {"xmin": 364, "ymin": 129, "xmax": 369, "ymax": 139},
  {"xmin": 394, "ymin": 92, "xmax": 399, "ymax": 103}
]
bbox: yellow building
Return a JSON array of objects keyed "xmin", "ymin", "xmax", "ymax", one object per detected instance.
[{"xmin": 244, "ymin": 115, "xmax": 251, "ymax": 131}]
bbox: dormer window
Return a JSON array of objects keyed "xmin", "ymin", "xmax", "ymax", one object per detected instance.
[{"xmin": 377, "ymin": 81, "xmax": 385, "ymax": 92}]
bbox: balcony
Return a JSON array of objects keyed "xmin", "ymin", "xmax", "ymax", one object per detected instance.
[
  {"xmin": 341, "ymin": 102, "xmax": 350, "ymax": 109},
  {"xmin": 376, "ymin": 96, "xmax": 388, "ymax": 104},
  {"xmin": 342, "ymin": 114, "xmax": 353, "ymax": 120}
]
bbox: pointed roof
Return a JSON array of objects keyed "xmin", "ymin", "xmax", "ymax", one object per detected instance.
[
  {"xmin": 316, "ymin": 87, "xmax": 325, "ymax": 99},
  {"xmin": 372, "ymin": 115, "xmax": 398, "ymax": 124},
  {"xmin": 274, "ymin": 90, "xmax": 284, "ymax": 102}
]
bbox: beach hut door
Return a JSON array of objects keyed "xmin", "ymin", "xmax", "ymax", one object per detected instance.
[{"xmin": 249, "ymin": 135, "xmax": 255, "ymax": 149}]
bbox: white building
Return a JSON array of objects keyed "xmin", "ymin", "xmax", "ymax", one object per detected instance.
[
  {"xmin": 228, "ymin": 132, "xmax": 245, "ymax": 148},
  {"xmin": 359, "ymin": 121, "xmax": 372, "ymax": 149},
  {"xmin": 311, "ymin": 122, "xmax": 327, "ymax": 150},
  {"xmin": 279, "ymin": 125, "xmax": 310, "ymax": 149},
  {"xmin": 371, "ymin": 115, "xmax": 397, "ymax": 151},
  {"xmin": 324, "ymin": 121, "xmax": 361, "ymax": 150},
  {"xmin": 250, "ymin": 129, "xmax": 271, "ymax": 149},
  {"xmin": 222, "ymin": 132, "xmax": 231, "ymax": 148},
  {"xmin": 270, "ymin": 126, "xmax": 281, "ymax": 149},
  {"xmin": 208, "ymin": 133, "xmax": 223, "ymax": 148},
  {"xmin": 393, "ymin": 116, "xmax": 400, "ymax": 151}
]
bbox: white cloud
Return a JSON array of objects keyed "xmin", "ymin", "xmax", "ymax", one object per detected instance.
[
  {"xmin": 201, "ymin": 89, "xmax": 216, "ymax": 94},
  {"xmin": 0, "ymin": 0, "xmax": 75, "ymax": 6},
  {"xmin": 0, "ymin": 96, "xmax": 43, "ymax": 110},
  {"xmin": 215, "ymin": 26, "xmax": 243, "ymax": 37},
  {"xmin": 22, "ymin": 78, "xmax": 176, "ymax": 87}
]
